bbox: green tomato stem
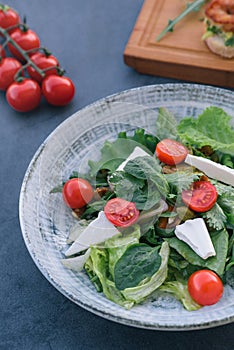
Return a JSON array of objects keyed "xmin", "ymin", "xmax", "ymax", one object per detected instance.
[
  {"xmin": 0, "ymin": 4, "xmax": 10, "ymax": 12},
  {"xmin": 156, "ymin": 0, "xmax": 206, "ymax": 42},
  {"xmin": 0, "ymin": 26, "xmax": 45, "ymax": 78}
]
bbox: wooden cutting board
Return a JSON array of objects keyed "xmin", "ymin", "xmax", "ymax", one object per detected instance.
[{"xmin": 124, "ymin": 0, "xmax": 234, "ymax": 88}]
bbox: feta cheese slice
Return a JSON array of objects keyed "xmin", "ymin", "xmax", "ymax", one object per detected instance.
[
  {"xmin": 65, "ymin": 211, "xmax": 120, "ymax": 256},
  {"xmin": 116, "ymin": 146, "xmax": 150, "ymax": 171},
  {"xmin": 175, "ymin": 218, "xmax": 216, "ymax": 259},
  {"xmin": 185, "ymin": 154, "xmax": 234, "ymax": 187}
]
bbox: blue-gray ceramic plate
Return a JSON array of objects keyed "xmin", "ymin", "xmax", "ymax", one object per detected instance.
[{"xmin": 19, "ymin": 84, "xmax": 234, "ymax": 330}]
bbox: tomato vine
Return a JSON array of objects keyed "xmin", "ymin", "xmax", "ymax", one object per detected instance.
[{"xmin": 0, "ymin": 4, "xmax": 75, "ymax": 112}]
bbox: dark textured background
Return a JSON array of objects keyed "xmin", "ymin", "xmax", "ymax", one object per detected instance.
[{"xmin": 0, "ymin": 1, "xmax": 233, "ymax": 349}]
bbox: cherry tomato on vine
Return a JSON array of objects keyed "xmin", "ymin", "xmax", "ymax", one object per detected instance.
[
  {"xmin": 6, "ymin": 78, "xmax": 41, "ymax": 112},
  {"xmin": 156, "ymin": 139, "xmax": 188, "ymax": 165},
  {"xmin": 8, "ymin": 28, "xmax": 40, "ymax": 61},
  {"xmin": 188, "ymin": 270, "xmax": 223, "ymax": 306},
  {"xmin": 0, "ymin": 57, "xmax": 22, "ymax": 91},
  {"xmin": 104, "ymin": 198, "xmax": 140, "ymax": 227},
  {"xmin": 42, "ymin": 75, "xmax": 75, "ymax": 106},
  {"xmin": 0, "ymin": 5, "xmax": 20, "ymax": 34},
  {"xmin": 62, "ymin": 178, "xmax": 93, "ymax": 209},
  {"xmin": 27, "ymin": 52, "xmax": 60, "ymax": 83},
  {"xmin": 0, "ymin": 44, "xmax": 6, "ymax": 59},
  {"xmin": 182, "ymin": 181, "xmax": 217, "ymax": 212}
]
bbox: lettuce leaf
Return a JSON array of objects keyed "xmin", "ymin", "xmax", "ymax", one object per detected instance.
[
  {"xmin": 155, "ymin": 107, "xmax": 178, "ymax": 140},
  {"xmin": 86, "ymin": 247, "xmax": 134, "ymax": 309},
  {"xmin": 177, "ymin": 107, "xmax": 234, "ymax": 155},
  {"xmin": 159, "ymin": 281, "xmax": 201, "ymax": 311},
  {"xmin": 85, "ymin": 229, "xmax": 169, "ymax": 308}
]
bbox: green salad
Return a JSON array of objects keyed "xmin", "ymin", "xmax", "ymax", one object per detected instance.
[{"xmin": 53, "ymin": 106, "xmax": 234, "ymax": 311}]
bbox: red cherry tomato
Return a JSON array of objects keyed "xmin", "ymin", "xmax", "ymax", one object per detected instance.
[
  {"xmin": 8, "ymin": 28, "xmax": 40, "ymax": 61},
  {"xmin": 42, "ymin": 75, "xmax": 75, "ymax": 106},
  {"xmin": 62, "ymin": 178, "xmax": 93, "ymax": 209},
  {"xmin": 27, "ymin": 52, "xmax": 59, "ymax": 83},
  {"xmin": 6, "ymin": 78, "xmax": 41, "ymax": 112},
  {"xmin": 0, "ymin": 6, "xmax": 20, "ymax": 34},
  {"xmin": 188, "ymin": 270, "xmax": 223, "ymax": 306},
  {"xmin": 0, "ymin": 45, "xmax": 6, "ymax": 59},
  {"xmin": 0, "ymin": 57, "xmax": 22, "ymax": 91},
  {"xmin": 156, "ymin": 139, "xmax": 188, "ymax": 165},
  {"xmin": 104, "ymin": 198, "xmax": 140, "ymax": 227},
  {"xmin": 182, "ymin": 181, "xmax": 217, "ymax": 212}
]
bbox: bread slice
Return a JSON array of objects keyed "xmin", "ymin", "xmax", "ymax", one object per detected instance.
[{"xmin": 205, "ymin": 34, "xmax": 234, "ymax": 58}]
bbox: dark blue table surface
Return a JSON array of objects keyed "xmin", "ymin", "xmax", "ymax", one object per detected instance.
[{"xmin": 1, "ymin": 1, "xmax": 234, "ymax": 349}]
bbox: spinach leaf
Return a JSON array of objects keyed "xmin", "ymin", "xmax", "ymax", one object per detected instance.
[
  {"xmin": 109, "ymin": 155, "xmax": 169, "ymax": 210},
  {"xmin": 225, "ymin": 266, "xmax": 234, "ymax": 288},
  {"xmin": 124, "ymin": 156, "xmax": 169, "ymax": 197},
  {"xmin": 108, "ymin": 171, "xmax": 145, "ymax": 202},
  {"xmin": 166, "ymin": 229, "xmax": 229, "ymax": 276},
  {"xmin": 119, "ymin": 128, "xmax": 159, "ymax": 154},
  {"xmin": 121, "ymin": 242, "xmax": 169, "ymax": 303},
  {"xmin": 114, "ymin": 243, "xmax": 161, "ymax": 290}
]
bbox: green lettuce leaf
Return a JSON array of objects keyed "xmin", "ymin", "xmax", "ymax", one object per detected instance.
[
  {"xmin": 159, "ymin": 281, "xmax": 201, "ymax": 311},
  {"xmin": 155, "ymin": 107, "xmax": 178, "ymax": 140},
  {"xmin": 86, "ymin": 247, "xmax": 134, "ymax": 309},
  {"xmin": 177, "ymin": 107, "xmax": 234, "ymax": 155}
]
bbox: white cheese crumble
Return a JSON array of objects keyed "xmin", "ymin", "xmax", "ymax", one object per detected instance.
[
  {"xmin": 65, "ymin": 211, "xmax": 120, "ymax": 256},
  {"xmin": 175, "ymin": 218, "xmax": 216, "ymax": 259}
]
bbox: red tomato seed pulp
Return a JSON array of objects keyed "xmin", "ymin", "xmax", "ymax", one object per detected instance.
[
  {"xmin": 156, "ymin": 139, "xmax": 188, "ymax": 165},
  {"xmin": 182, "ymin": 181, "xmax": 217, "ymax": 212},
  {"xmin": 104, "ymin": 198, "xmax": 139, "ymax": 227}
]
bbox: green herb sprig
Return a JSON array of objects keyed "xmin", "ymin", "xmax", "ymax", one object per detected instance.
[{"xmin": 156, "ymin": 0, "xmax": 206, "ymax": 42}]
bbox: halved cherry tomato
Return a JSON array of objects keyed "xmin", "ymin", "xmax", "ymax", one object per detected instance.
[
  {"xmin": 188, "ymin": 270, "xmax": 223, "ymax": 306},
  {"xmin": 0, "ymin": 57, "xmax": 22, "ymax": 91},
  {"xmin": 42, "ymin": 75, "xmax": 75, "ymax": 106},
  {"xmin": 6, "ymin": 78, "xmax": 41, "ymax": 112},
  {"xmin": 182, "ymin": 181, "xmax": 217, "ymax": 212},
  {"xmin": 156, "ymin": 139, "xmax": 188, "ymax": 165},
  {"xmin": 27, "ymin": 52, "xmax": 59, "ymax": 83},
  {"xmin": 0, "ymin": 5, "xmax": 20, "ymax": 34},
  {"xmin": 0, "ymin": 45, "xmax": 6, "ymax": 59},
  {"xmin": 62, "ymin": 178, "xmax": 93, "ymax": 209},
  {"xmin": 104, "ymin": 198, "xmax": 139, "ymax": 227},
  {"xmin": 8, "ymin": 28, "xmax": 40, "ymax": 61}
]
